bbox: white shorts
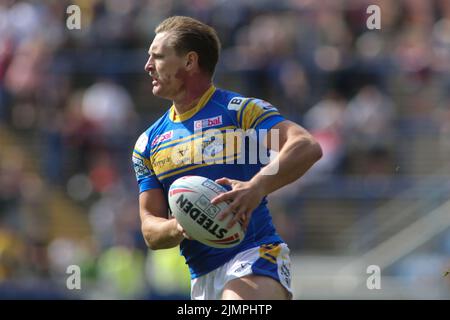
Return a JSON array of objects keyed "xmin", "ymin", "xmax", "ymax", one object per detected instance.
[{"xmin": 190, "ymin": 243, "xmax": 292, "ymax": 300}]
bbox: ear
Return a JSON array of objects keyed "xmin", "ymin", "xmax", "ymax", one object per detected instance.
[{"xmin": 185, "ymin": 51, "xmax": 199, "ymax": 71}]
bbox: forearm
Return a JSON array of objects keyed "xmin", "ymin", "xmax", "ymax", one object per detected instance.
[
  {"xmin": 141, "ymin": 215, "xmax": 184, "ymax": 250},
  {"xmin": 251, "ymin": 136, "xmax": 322, "ymax": 196}
]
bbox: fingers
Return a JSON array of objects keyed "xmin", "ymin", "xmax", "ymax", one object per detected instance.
[
  {"xmin": 239, "ymin": 212, "xmax": 250, "ymax": 231},
  {"xmin": 217, "ymin": 199, "xmax": 250, "ymax": 229},
  {"xmin": 215, "ymin": 177, "xmax": 232, "ymax": 186},
  {"xmin": 211, "ymin": 177, "xmax": 235, "ymax": 206},
  {"xmin": 211, "ymin": 190, "xmax": 235, "ymax": 206},
  {"xmin": 176, "ymin": 222, "xmax": 193, "ymax": 240},
  {"xmin": 212, "ymin": 177, "xmax": 251, "ymax": 230},
  {"xmin": 216, "ymin": 193, "xmax": 241, "ymax": 220},
  {"xmin": 183, "ymin": 232, "xmax": 193, "ymax": 240},
  {"xmin": 214, "ymin": 191, "xmax": 246, "ymax": 227},
  {"xmin": 227, "ymin": 210, "xmax": 250, "ymax": 230}
]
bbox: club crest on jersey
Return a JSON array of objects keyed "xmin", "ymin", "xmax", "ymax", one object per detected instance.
[
  {"xmin": 151, "ymin": 130, "xmax": 173, "ymax": 147},
  {"xmin": 194, "ymin": 115, "xmax": 223, "ymax": 130}
]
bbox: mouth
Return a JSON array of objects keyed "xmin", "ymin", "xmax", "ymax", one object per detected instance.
[{"xmin": 150, "ymin": 74, "xmax": 159, "ymax": 86}]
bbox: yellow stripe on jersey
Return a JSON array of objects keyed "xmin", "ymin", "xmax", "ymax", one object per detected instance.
[
  {"xmin": 132, "ymin": 151, "xmax": 145, "ymax": 160},
  {"xmin": 241, "ymin": 100, "xmax": 260, "ymax": 130},
  {"xmin": 236, "ymin": 98, "xmax": 251, "ymax": 127},
  {"xmin": 169, "ymin": 85, "xmax": 216, "ymax": 122},
  {"xmin": 240, "ymin": 99, "xmax": 281, "ymax": 130},
  {"xmin": 151, "ymin": 125, "xmax": 236, "ymax": 153},
  {"xmin": 259, "ymin": 244, "xmax": 281, "ymax": 264},
  {"xmin": 132, "ymin": 151, "xmax": 153, "ymax": 169},
  {"xmin": 150, "ymin": 130, "xmax": 242, "ymax": 177},
  {"xmin": 240, "ymin": 102, "xmax": 268, "ymax": 130},
  {"xmin": 251, "ymin": 111, "xmax": 280, "ymax": 129},
  {"xmin": 157, "ymin": 154, "xmax": 240, "ymax": 180}
]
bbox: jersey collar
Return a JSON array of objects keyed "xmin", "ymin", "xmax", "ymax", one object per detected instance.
[{"xmin": 169, "ymin": 85, "xmax": 216, "ymax": 122}]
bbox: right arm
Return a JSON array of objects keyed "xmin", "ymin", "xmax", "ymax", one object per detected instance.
[{"xmin": 139, "ymin": 188, "xmax": 184, "ymax": 250}]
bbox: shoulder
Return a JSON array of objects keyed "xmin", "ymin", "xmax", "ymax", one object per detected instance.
[
  {"xmin": 211, "ymin": 87, "xmax": 249, "ymax": 110},
  {"xmin": 212, "ymin": 88, "xmax": 281, "ymax": 129},
  {"xmin": 212, "ymin": 88, "xmax": 277, "ymax": 113},
  {"xmin": 133, "ymin": 111, "xmax": 171, "ymax": 155}
]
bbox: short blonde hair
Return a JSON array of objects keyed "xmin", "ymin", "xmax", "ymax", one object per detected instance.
[{"xmin": 155, "ymin": 16, "xmax": 221, "ymax": 76}]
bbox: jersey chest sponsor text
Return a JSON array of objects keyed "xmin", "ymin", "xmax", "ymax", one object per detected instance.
[
  {"xmin": 151, "ymin": 130, "xmax": 173, "ymax": 147},
  {"xmin": 194, "ymin": 115, "xmax": 223, "ymax": 130}
]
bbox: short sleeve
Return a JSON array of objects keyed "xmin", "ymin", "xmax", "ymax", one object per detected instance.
[
  {"xmin": 132, "ymin": 132, "xmax": 163, "ymax": 193},
  {"xmin": 228, "ymin": 98, "xmax": 285, "ymax": 131}
]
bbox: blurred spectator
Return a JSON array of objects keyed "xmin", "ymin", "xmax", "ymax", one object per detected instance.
[
  {"xmin": 343, "ymin": 85, "xmax": 395, "ymax": 150},
  {"xmin": 81, "ymin": 80, "xmax": 136, "ymax": 136},
  {"xmin": 303, "ymin": 90, "xmax": 347, "ymax": 178}
]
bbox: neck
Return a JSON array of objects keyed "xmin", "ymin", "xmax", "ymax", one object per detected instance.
[{"xmin": 173, "ymin": 76, "xmax": 212, "ymax": 115}]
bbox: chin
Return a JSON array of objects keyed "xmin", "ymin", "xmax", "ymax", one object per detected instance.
[
  {"xmin": 152, "ymin": 86, "xmax": 163, "ymax": 97},
  {"xmin": 152, "ymin": 87, "xmax": 172, "ymax": 100}
]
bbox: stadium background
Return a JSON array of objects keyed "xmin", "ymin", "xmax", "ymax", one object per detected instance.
[{"xmin": 0, "ymin": 0, "xmax": 449, "ymax": 299}]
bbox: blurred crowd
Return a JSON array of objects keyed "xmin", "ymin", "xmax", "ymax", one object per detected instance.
[{"xmin": 1, "ymin": 0, "xmax": 450, "ymax": 298}]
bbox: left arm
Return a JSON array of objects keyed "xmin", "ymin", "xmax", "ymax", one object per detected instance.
[{"xmin": 211, "ymin": 120, "xmax": 322, "ymax": 228}]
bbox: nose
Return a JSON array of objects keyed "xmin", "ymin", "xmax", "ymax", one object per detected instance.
[{"xmin": 144, "ymin": 57, "xmax": 154, "ymax": 72}]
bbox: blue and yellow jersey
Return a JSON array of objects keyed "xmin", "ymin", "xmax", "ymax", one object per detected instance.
[{"xmin": 132, "ymin": 85, "xmax": 285, "ymax": 278}]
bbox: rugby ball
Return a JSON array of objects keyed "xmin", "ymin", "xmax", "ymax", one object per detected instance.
[{"xmin": 168, "ymin": 175, "xmax": 245, "ymax": 248}]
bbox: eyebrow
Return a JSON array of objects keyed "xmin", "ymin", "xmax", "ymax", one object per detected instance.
[
  {"xmin": 152, "ymin": 53, "xmax": 164, "ymax": 60},
  {"xmin": 148, "ymin": 49, "xmax": 163, "ymax": 57}
]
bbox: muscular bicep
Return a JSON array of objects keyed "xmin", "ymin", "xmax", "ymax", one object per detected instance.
[
  {"xmin": 139, "ymin": 188, "xmax": 169, "ymax": 222},
  {"xmin": 264, "ymin": 120, "xmax": 314, "ymax": 152}
]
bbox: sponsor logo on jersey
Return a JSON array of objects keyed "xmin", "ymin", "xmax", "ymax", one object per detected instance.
[
  {"xmin": 280, "ymin": 262, "xmax": 291, "ymax": 288},
  {"xmin": 194, "ymin": 115, "xmax": 223, "ymax": 130},
  {"xmin": 227, "ymin": 97, "xmax": 247, "ymax": 111},
  {"xmin": 233, "ymin": 262, "xmax": 251, "ymax": 273},
  {"xmin": 153, "ymin": 155, "xmax": 171, "ymax": 169},
  {"xmin": 151, "ymin": 130, "xmax": 173, "ymax": 146},
  {"xmin": 253, "ymin": 99, "xmax": 278, "ymax": 112}
]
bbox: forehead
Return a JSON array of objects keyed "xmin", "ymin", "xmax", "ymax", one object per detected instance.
[{"xmin": 149, "ymin": 32, "xmax": 174, "ymax": 53}]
